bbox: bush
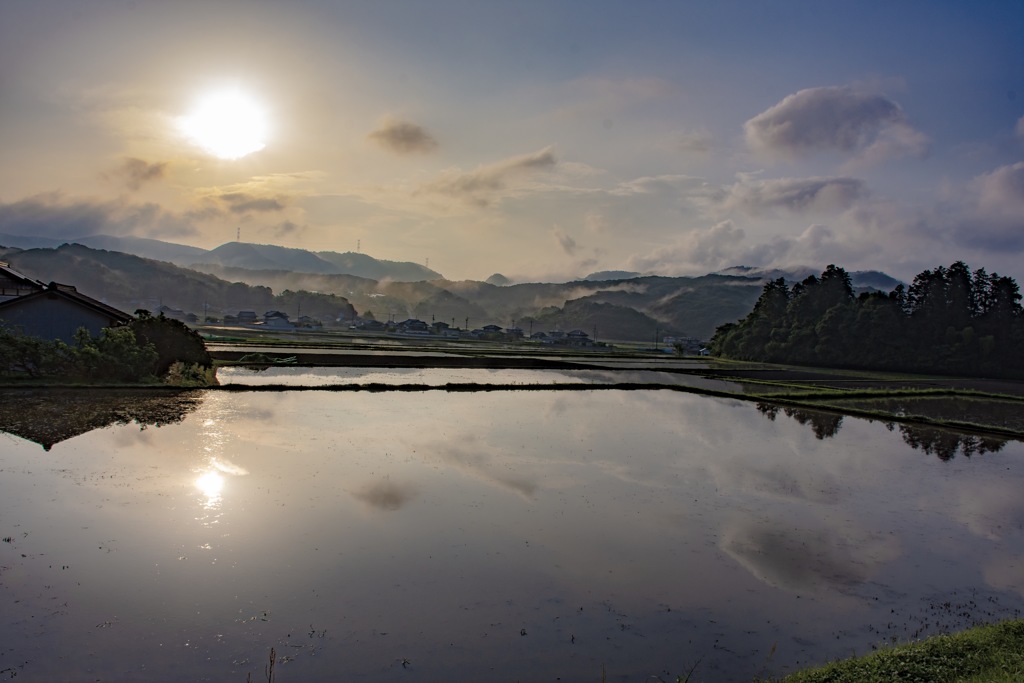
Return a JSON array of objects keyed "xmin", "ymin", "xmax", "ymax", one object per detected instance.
[{"xmin": 130, "ymin": 311, "xmax": 213, "ymax": 375}]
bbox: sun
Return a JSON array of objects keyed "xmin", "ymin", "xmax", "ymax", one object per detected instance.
[{"xmin": 179, "ymin": 87, "xmax": 269, "ymax": 159}]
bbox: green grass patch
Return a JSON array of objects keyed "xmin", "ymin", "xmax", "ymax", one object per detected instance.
[{"xmin": 767, "ymin": 619, "xmax": 1024, "ymax": 683}]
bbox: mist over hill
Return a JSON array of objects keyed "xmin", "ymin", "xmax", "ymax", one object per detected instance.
[
  {"xmin": 1, "ymin": 244, "xmax": 357, "ymax": 323},
  {"xmin": 0, "ymin": 233, "xmax": 439, "ymax": 282},
  {"xmin": 0, "ymin": 234, "xmax": 904, "ymax": 342}
]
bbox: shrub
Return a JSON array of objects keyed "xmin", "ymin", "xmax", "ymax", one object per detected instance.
[{"xmin": 130, "ymin": 310, "xmax": 213, "ymax": 375}]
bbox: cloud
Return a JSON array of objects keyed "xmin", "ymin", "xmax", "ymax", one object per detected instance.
[
  {"xmin": 745, "ymin": 86, "xmax": 929, "ymax": 163},
  {"xmin": 110, "ymin": 157, "xmax": 167, "ymax": 191},
  {"xmin": 955, "ymin": 162, "xmax": 1024, "ymax": 251},
  {"xmin": 674, "ymin": 129, "xmax": 712, "ymax": 154},
  {"xmin": 973, "ymin": 161, "xmax": 1024, "ymax": 217},
  {"xmin": 624, "ymin": 220, "xmax": 746, "ymax": 275},
  {"xmin": 608, "ymin": 174, "xmax": 707, "ymax": 197},
  {"xmin": 552, "ymin": 227, "xmax": 577, "ymax": 255},
  {"xmin": 218, "ymin": 192, "xmax": 287, "ymax": 213},
  {"xmin": 1016, "ymin": 116, "xmax": 1024, "ymax": 140},
  {"xmin": 368, "ymin": 117, "xmax": 438, "ymax": 155},
  {"xmin": 421, "ymin": 146, "xmax": 557, "ymax": 207},
  {"xmin": 272, "ymin": 220, "xmax": 304, "ymax": 237},
  {"xmin": 0, "ymin": 192, "xmax": 198, "ymax": 240},
  {"xmin": 724, "ymin": 176, "xmax": 867, "ymax": 215}
]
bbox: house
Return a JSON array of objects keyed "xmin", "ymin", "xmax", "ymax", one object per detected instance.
[
  {"xmin": 398, "ymin": 318, "xmax": 430, "ymax": 334},
  {"xmin": 0, "ymin": 281, "xmax": 132, "ymax": 344},
  {"xmin": 156, "ymin": 305, "xmax": 187, "ymax": 321},
  {"xmin": 237, "ymin": 310, "xmax": 258, "ymax": 323},
  {"xmin": 263, "ymin": 311, "xmax": 293, "ymax": 328},
  {"xmin": 561, "ymin": 329, "xmax": 596, "ymax": 347},
  {"xmin": 0, "ymin": 262, "xmax": 43, "ymax": 301}
]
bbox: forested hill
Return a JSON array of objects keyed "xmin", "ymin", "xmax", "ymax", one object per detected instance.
[
  {"xmin": 711, "ymin": 263, "xmax": 1024, "ymax": 379},
  {"xmin": 1, "ymin": 243, "xmax": 357, "ymax": 323}
]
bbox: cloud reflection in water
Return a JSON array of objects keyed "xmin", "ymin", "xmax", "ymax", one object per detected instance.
[
  {"xmin": 351, "ymin": 479, "xmax": 419, "ymax": 511},
  {"xmin": 722, "ymin": 518, "xmax": 900, "ymax": 594}
]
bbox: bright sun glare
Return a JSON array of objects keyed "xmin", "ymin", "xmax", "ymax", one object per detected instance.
[{"xmin": 179, "ymin": 88, "xmax": 269, "ymax": 159}]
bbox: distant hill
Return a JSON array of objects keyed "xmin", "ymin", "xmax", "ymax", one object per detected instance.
[
  {"xmin": 3, "ymin": 244, "xmax": 356, "ymax": 322},
  {"xmin": 0, "ymin": 232, "xmax": 441, "ymax": 282},
  {"xmin": 200, "ymin": 242, "xmax": 340, "ymax": 274},
  {"xmin": 524, "ymin": 299, "xmax": 666, "ymax": 342},
  {"xmin": 584, "ymin": 270, "xmax": 641, "ymax": 282},
  {"xmin": 0, "ymin": 233, "xmax": 66, "ymax": 250},
  {"xmin": 3, "ymin": 242, "xmax": 906, "ymax": 342},
  {"xmin": 194, "ymin": 242, "xmax": 442, "ymax": 281},
  {"xmin": 716, "ymin": 265, "xmax": 903, "ymax": 291},
  {"xmin": 315, "ymin": 250, "xmax": 440, "ymax": 281},
  {"xmin": 485, "ymin": 273, "xmax": 512, "ymax": 286},
  {"xmin": 73, "ymin": 235, "xmax": 210, "ymax": 265},
  {"xmin": 192, "ymin": 265, "xmax": 764, "ymax": 340}
]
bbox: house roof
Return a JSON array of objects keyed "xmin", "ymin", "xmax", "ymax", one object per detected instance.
[
  {"xmin": 0, "ymin": 281, "xmax": 132, "ymax": 325},
  {"xmin": 0, "ymin": 261, "xmax": 44, "ymax": 295}
]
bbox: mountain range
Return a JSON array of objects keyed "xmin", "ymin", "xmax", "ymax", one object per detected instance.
[
  {"xmin": 0, "ymin": 233, "xmax": 901, "ymax": 342},
  {"xmin": 0, "ymin": 232, "xmax": 440, "ymax": 281}
]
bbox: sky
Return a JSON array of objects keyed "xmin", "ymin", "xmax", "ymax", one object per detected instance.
[{"xmin": 0, "ymin": 0, "xmax": 1022, "ymax": 283}]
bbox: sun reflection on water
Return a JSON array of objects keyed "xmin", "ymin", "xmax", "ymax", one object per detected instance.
[
  {"xmin": 195, "ymin": 470, "xmax": 225, "ymax": 508},
  {"xmin": 191, "ymin": 395, "xmax": 249, "ymax": 525}
]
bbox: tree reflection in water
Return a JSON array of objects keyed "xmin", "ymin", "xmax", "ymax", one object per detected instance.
[
  {"xmin": 890, "ymin": 424, "xmax": 1006, "ymax": 461},
  {"xmin": 756, "ymin": 403, "xmax": 843, "ymax": 439},
  {"xmin": 755, "ymin": 402, "xmax": 1008, "ymax": 460},
  {"xmin": 0, "ymin": 388, "xmax": 204, "ymax": 451}
]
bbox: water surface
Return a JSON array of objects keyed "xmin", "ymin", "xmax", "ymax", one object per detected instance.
[{"xmin": 1, "ymin": 388, "xmax": 1021, "ymax": 682}]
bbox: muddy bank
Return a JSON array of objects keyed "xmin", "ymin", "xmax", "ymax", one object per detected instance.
[{"xmin": 210, "ymin": 349, "xmax": 602, "ymax": 370}]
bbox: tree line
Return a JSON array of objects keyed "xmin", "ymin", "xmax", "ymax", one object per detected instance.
[
  {"xmin": 0, "ymin": 311, "xmax": 214, "ymax": 385},
  {"xmin": 711, "ymin": 262, "xmax": 1023, "ymax": 378}
]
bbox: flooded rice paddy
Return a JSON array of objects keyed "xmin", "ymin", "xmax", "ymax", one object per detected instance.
[{"xmin": 1, "ymin": 379, "xmax": 1022, "ymax": 682}]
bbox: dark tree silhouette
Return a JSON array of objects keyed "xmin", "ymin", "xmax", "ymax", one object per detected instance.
[{"xmin": 711, "ymin": 262, "xmax": 1023, "ymax": 378}]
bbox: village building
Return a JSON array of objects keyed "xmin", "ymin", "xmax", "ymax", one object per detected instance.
[
  {"xmin": 0, "ymin": 280, "xmax": 132, "ymax": 344},
  {"xmin": 0, "ymin": 262, "xmax": 44, "ymax": 301}
]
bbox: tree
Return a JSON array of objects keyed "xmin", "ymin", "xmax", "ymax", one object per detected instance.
[
  {"xmin": 711, "ymin": 262, "xmax": 1023, "ymax": 378},
  {"xmin": 130, "ymin": 310, "xmax": 212, "ymax": 376}
]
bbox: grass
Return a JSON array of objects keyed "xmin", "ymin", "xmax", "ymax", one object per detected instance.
[{"xmin": 764, "ymin": 619, "xmax": 1024, "ymax": 683}]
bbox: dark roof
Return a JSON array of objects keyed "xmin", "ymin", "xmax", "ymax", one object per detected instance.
[
  {"xmin": 0, "ymin": 281, "xmax": 132, "ymax": 324},
  {"xmin": 0, "ymin": 261, "xmax": 44, "ymax": 295}
]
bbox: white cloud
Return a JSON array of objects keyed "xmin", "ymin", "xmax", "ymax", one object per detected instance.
[
  {"xmin": 723, "ymin": 176, "xmax": 867, "ymax": 216},
  {"xmin": 958, "ymin": 161, "xmax": 1024, "ymax": 250},
  {"xmin": 624, "ymin": 220, "xmax": 745, "ymax": 274},
  {"xmin": 608, "ymin": 174, "xmax": 708, "ymax": 197},
  {"xmin": 420, "ymin": 146, "xmax": 557, "ymax": 208},
  {"xmin": 745, "ymin": 86, "xmax": 929, "ymax": 164}
]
